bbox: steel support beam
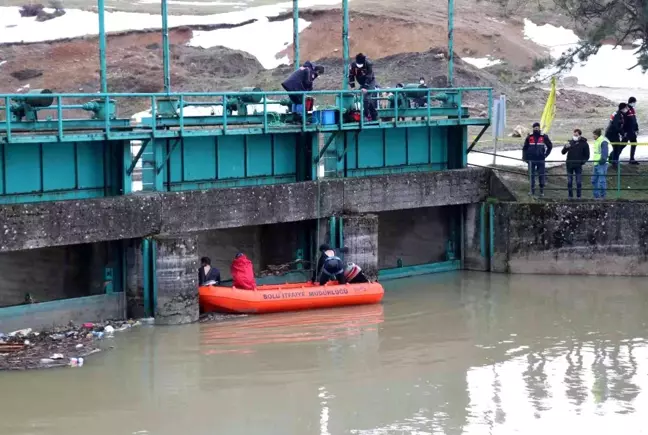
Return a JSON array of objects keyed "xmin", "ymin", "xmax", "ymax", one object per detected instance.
[
  {"xmin": 293, "ymin": 0, "xmax": 300, "ymax": 69},
  {"xmin": 98, "ymin": 0, "xmax": 107, "ymax": 93},
  {"xmin": 342, "ymin": 0, "xmax": 350, "ymax": 89},
  {"xmin": 162, "ymin": 0, "xmax": 171, "ymax": 93},
  {"xmin": 447, "ymin": 0, "xmax": 454, "ymax": 87}
]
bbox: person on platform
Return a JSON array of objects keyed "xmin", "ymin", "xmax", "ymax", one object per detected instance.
[
  {"xmin": 281, "ymin": 61, "xmax": 324, "ymax": 106},
  {"xmin": 624, "ymin": 96, "xmax": 640, "ymax": 165},
  {"xmin": 198, "ymin": 256, "xmax": 220, "ymax": 286},
  {"xmin": 522, "ymin": 122, "xmax": 553, "ymax": 197},
  {"xmin": 344, "ymin": 262, "xmax": 369, "ymax": 284},
  {"xmin": 231, "ymin": 252, "xmax": 256, "ymax": 290},
  {"xmin": 348, "ymin": 53, "xmax": 379, "ymax": 121},
  {"xmin": 561, "ymin": 128, "xmax": 590, "ymax": 199},
  {"xmin": 606, "ymin": 102, "xmax": 628, "ymax": 165},
  {"xmin": 591, "ymin": 128, "xmax": 610, "ymax": 199}
]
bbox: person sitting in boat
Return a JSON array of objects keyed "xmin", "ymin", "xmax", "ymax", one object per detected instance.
[
  {"xmin": 317, "ymin": 248, "xmax": 347, "ymax": 286},
  {"xmin": 198, "ymin": 256, "xmax": 221, "ymax": 286},
  {"xmin": 231, "ymin": 252, "xmax": 256, "ymax": 290},
  {"xmin": 344, "ymin": 262, "xmax": 369, "ymax": 284}
]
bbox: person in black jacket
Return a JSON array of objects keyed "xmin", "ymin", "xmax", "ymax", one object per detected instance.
[
  {"xmin": 624, "ymin": 96, "xmax": 639, "ymax": 164},
  {"xmin": 281, "ymin": 61, "xmax": 324, "ymax": 105},
  {"xmin": 348, "ymin": 53, "xmax": 379, "ymax": 121},
  {"xmin": 606, "ymin": 102, "xmax": 628, "ymax": 165},
  {"xmin": 522, "ymin": 122, "xmax": 553, "ymax": 197},
  {"xmin": 561, "ymin": 129, "xmax": 590, "ymax": 199},
  {"xmin": 198, "ymin": 257, "xmax": 221, "ymax": 286}
]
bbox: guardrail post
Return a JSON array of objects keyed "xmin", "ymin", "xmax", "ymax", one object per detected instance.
[{"xmin": 616, "ymin": 162, "xmax": 621, "ymax": 199}]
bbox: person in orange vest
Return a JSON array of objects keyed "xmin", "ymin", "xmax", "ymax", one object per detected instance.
[{"xmin": 522, "ymin": 122, "xmax": 553, "ymax": 197}]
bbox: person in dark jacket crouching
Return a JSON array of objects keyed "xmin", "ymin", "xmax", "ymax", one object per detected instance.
[
  {"xmin": 281, "ymin": 61, "xmax": 324, "ymax": 105},
  {"xmin": 561, "ymin": 129, "xmax": 590, "ymax": 199},
  {"xmin": 317, "ymin": 248, "xmax": 347, "ymax": 286}
]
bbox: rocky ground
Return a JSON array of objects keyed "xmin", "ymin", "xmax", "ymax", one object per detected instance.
[{"xmin": 0, "ymin": 319, "xmax": 149, "ymax": 370}]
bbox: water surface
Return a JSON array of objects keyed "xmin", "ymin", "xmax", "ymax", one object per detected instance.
[{"xmin": 1, "ymin": 272, "xmax": 647, "ymax": 434}]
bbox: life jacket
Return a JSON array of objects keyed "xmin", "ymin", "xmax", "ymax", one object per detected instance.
[
  {"xmin": 231, "ymin": 254, "xmax": 256, "ymax": 290},
  {"xmin": 592, "ymin": 135, "xmax": 609, "ymax": 164},
  {"xmin": 344, "ymin": 263, "xmax": 362, "ymax": 281}
]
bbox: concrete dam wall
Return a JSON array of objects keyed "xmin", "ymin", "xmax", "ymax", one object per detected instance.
[{"xmin": 468, "ymin": 202, "xmax": 648, "ymax": 276}]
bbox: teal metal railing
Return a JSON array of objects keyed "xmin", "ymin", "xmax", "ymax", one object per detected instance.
[{"xmin": 0, "ymin": 87, "xmax": 492, "ymax": 143}]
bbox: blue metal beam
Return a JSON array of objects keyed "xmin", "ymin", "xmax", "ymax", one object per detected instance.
[
  {"xmin": 98, "ymin": 0, "xmax": 107, "ymax": 93},
  {"xmin": 293, "ymin": 0, "xmax": 300, "ymax": 69},
  {"xmin": 162, "ymin": 0, "xmax": 171, "ymax": 92},
  {"xmin": 447, "ymin": 0, "xmax": 454, "ymax": 86},
  {"xmin": 342, "ymin": 0, "xmax": 349, "ymax": 89}
]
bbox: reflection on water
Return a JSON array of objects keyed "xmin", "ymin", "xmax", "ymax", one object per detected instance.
[{"xmin": 1, "ymin": 272, "xmax": 648, "ymax": 435}]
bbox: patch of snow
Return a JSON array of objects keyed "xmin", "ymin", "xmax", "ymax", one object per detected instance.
[
  {"xmin": 139, "ymin": 0, "xmax": 247, "ymax": 5},
  {"xmin": 0, "ymin": 0, "xmax": 343, "ymax": 44},
  {"xmin": 524, "ymin": 18, "xmax": 648, "ymax": 89},
  {"xmin": 462, "ymin": 57, "xmax": 502, "ymax": 69},
  {"xmin": 0, "ymin": 60, "xmax": 6, "ymax": 67},
  {"xmin": 523, "ymin": 18, "xmax": 579, "ymax": 58},
  {"xmin": 189, "ymin": 17, "xmax": 310, "ymax": 69}
]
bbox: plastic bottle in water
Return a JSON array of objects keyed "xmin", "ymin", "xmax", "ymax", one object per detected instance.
[{"xmin": 69, "ymin": 357, "xmax": 84, "ymax": 367}]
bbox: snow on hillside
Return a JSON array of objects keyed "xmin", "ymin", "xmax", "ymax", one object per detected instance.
[
  {"xmin": 524, "ymin": 18, "xmax": 648, "ymax": 89},
  {"xmin": 189, "ymin": 17, "xmax": 311, "ymax": 68},
  {"xmin": 0, "ymin": 1, "xmax": 341, "ymax": 68}
]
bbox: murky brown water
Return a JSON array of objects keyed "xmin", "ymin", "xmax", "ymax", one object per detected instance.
[{"xmin": 1, "ymin": 271, "xmax": 648, "ymax": 435}]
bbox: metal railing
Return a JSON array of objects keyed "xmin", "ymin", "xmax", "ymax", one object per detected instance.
[
  {"xmin": 0, "ymin": 88, "xmax": 492, "ymax": 142},
  {"xmin": 470, "ymin": 150, "xmax": 648, "ymax": 199}
]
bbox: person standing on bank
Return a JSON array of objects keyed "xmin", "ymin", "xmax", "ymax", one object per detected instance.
[
  {"xmin": 606, "ymin": 102, "xmax": 627, "ymax": 165},
  {"xmin": 522, "ymin": 122, "xmax": 553, "ymax": 197},
  {"xmin": 561, "ymin": 129, "xmax": 590, "ymax": 199},
  {"xmin": 348, "ymin": 53, "xmax": 379, "ymax": 121},
  {"xmin": 591, "ymin": 128, "xmax": 610, "ymax": 199},
  {"xmin": 624, "ymin": 96, "xmax": 640, "ymax": 164}
]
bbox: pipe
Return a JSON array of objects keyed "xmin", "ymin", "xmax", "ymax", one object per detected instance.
[
  {"xmin": 342, "ymin": 0, "xmax": 349, "ymax": 89},
  {"xmin": 162, "ymin": 0, "xmax": 171, "ymax": 93},
  {"xmin": 98, "ymin": 0, "xmax": 107, "ymax": 93},
  {"xmin": 447, "ymin": 0, "xmax": 454, "ymax": 87},
  {"xmin": 293, "ymin": 0, "xmax": 299, "ymax": 70}
]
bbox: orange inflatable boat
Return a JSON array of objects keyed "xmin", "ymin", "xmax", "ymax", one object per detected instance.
[{"xmin": 199, "ymin": 281, "xmax": 384, "ymax": 314}]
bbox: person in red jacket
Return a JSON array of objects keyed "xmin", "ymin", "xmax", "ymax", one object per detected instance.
[{"xmin": 231, "ymin": 253, "xmax": 256, "ymax": 290}]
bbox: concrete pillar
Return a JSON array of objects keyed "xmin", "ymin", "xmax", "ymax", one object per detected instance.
[
  {"xmin": 125, "ymin": 239, "xmax": 146, "ymax": 319},
  {"xmin": 155, "ymin": 234, "xmax": 199, "ymax": 325},
  {"xmin": 343, "ymin": 214, "xmax": 378, "ymax": 281}
]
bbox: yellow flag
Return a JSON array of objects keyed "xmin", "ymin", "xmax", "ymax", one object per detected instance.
[{"xmin": 540, "ymin": 77, "xmax": 557, "ymax": 134}]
